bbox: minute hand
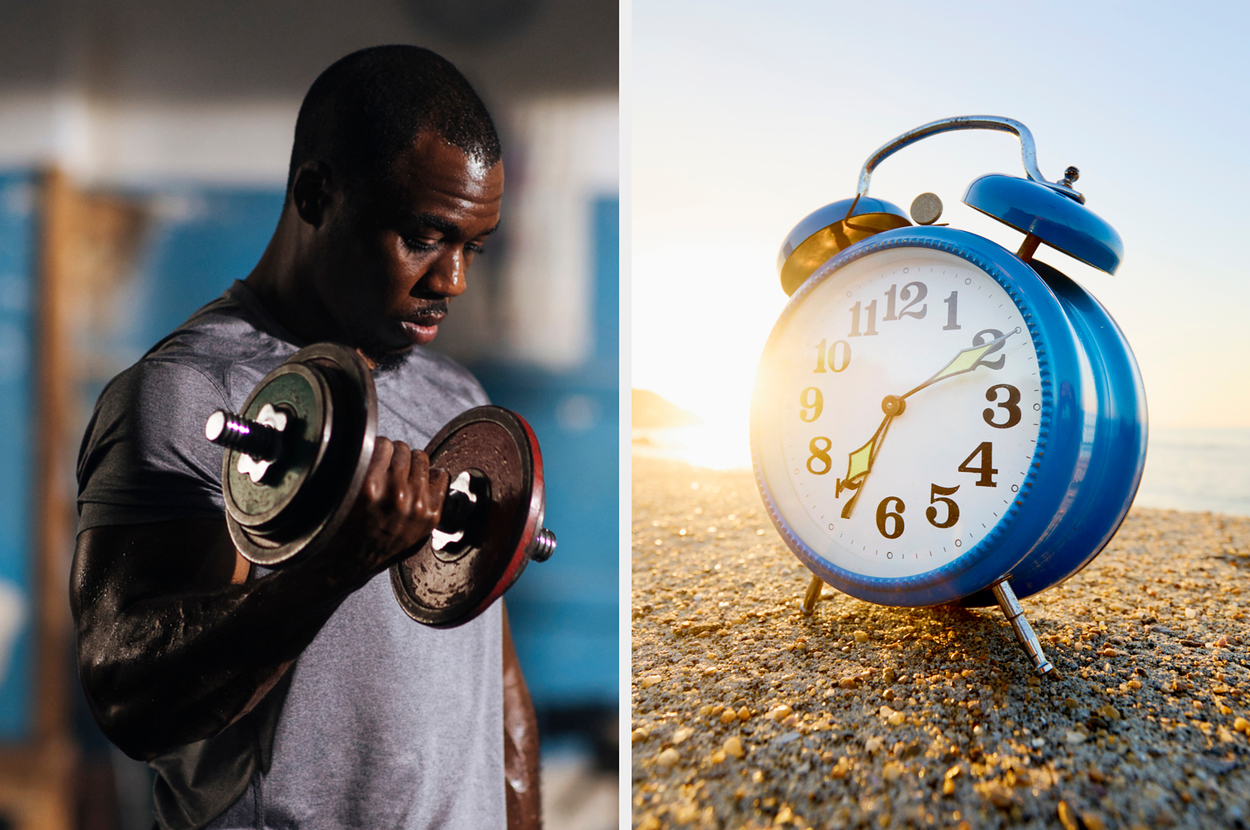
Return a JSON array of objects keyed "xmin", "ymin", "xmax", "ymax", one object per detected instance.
[{"xmin": 900, "ymin": 327, "xmax": 1020, "ymax": 401}]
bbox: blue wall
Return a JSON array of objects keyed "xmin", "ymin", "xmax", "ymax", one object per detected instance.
[
  {"xmin": 98, "ymin": 189, "xmax": 285, "ymax": 364},
  {"xmin": 0, "ymin": 172, "xmax": 37, "ymax": 741},
  {"xmin": 471, "ymin": 196, "xmax": 619, "ymax": 709}
]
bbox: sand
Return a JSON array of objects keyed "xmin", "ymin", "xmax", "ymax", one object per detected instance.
[{"xmin": 631, "ymin": 456, "xmax": 1250, "ymax": 829}]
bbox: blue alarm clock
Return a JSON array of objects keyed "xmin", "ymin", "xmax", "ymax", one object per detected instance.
[{"xmin": 751, "ymin": 116, "xmax": 1147, "ymax": 674}]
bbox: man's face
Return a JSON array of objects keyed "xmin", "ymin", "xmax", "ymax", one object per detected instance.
[{"xmin": 314, "ymin": 132, "xmax": 504, "ymax": 363}]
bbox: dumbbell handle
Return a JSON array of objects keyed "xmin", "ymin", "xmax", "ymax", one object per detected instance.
[
  {"xmin": 206, "ymin": 410, "xmax": 283, "ymax": 461},
  {"xmin": 206, "ymin": 409, "xmax": 556, "ymax": 563},
  {"xmin": 437, "ymin": 488, "xmax": 475, "ymax": 533},
  {"xmin": 435, "ymin": 482, "xmax": 555, "ymax": 562}
]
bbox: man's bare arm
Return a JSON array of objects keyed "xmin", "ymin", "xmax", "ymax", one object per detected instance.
[
  {"xmin": 503, "ymin": 603, "xmax": 541, "ymax": 830},
  {"xmin": 71, "ymin": 439, "xmax": 447, "ymax": 761}
]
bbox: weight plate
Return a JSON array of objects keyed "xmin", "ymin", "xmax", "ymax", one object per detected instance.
[
  {"xmin": 389, "ymin": 406, "xmax": 545, "ymax": 627},
  {"xmin": 224, "ymin": 343, "xmax": 377, "ymax": 567},
  {"xmin": 223, "ymin": 364, "xmax": 329, "ymax": 528}
]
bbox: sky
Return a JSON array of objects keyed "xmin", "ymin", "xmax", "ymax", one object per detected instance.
[{"xmin": 632, "ymin": 0, "xmax": 1250, "ymax": 467}]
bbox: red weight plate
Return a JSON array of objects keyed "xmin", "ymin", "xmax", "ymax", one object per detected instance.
[{"xmin": 389, "ymin": 406, "xmax": 545, "ymax": 627}]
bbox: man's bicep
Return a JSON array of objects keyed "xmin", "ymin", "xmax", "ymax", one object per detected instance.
[
  {"xmin": 72, "ymin": 519, "xmax": 248, "ymax": 625},
  {"xmin": 70, "ymin": 519, "xmax": 276, "ymax": 759}
]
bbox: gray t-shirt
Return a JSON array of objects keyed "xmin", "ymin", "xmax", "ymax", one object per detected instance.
[{"xmin": 77, "ymin": 282, "xmax": 505, "ymax": 830}]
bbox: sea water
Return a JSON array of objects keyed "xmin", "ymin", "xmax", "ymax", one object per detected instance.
[
  {"xmin": 1133, "ymin": 427, "xmax": 1250, "ymax": 518},
  {"xmin": 632, "ymin": 424, "xmax": 1250, "ymax": 519}
]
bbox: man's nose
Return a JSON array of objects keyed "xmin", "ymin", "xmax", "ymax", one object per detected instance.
[{"xmin": 422, "ymin": 247, "xmax": 468, "ymax": 298}]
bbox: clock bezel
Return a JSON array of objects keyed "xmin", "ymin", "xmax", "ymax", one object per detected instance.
[
  {"xmin": 752, "ymin": 227, "xmax": 1090, "ymax": 606},
  {"xmin": 958, "ymin": 258, "xmax": 1147, "ymax": 603}
]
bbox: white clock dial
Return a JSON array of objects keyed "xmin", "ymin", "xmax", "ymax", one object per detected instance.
[{"xmin": 755, "ymin": 247, "xmax": 1043, "ymax": 580}]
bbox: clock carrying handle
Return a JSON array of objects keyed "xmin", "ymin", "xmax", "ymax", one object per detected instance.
[{"xmin": 854, "ymin": 115, "xmax": 1083, "ymax": 203}]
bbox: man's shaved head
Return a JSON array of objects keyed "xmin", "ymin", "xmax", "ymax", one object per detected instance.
[{"xmin": 286, "ymin": 45, "xmax": 501, "ymax": 198}]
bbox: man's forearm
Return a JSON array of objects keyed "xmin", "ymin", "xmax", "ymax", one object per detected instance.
[
  {"xmin": 75, "ymin": 442, "xmax": 449, "ymax": 761},
  {"xmin": 73, "ymin": 523, "xmax": 373, "ymax": 760},
  {"xmin": 502, "ymin": 605, "xmax": 541, "ymax": 830}
]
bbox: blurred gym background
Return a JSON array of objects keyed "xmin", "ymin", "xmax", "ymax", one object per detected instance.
[{"xmin": 0, "ymin": 2, "xmax": 618, "ymax": 828}]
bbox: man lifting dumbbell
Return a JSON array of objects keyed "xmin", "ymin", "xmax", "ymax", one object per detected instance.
[{"xmin": 71, "ymin": 46, "xmax": 539, "ymax": 829}]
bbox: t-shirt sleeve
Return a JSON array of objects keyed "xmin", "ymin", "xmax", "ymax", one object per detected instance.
[{"xmin": 77, "ymin": 358, "xmax": 231, "ymax": 532}]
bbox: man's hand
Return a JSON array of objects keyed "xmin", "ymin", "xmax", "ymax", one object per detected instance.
[{"xmin": 324, "ymin": 437, "xmax": 451, "ymax": 583}]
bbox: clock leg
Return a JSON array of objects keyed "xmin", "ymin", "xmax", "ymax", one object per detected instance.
[
  {"xmin": 801, "ymin": 575, "xmax": 825, "ymax": 615},
  {"xmin": 991, "ymin": 580, "xmax": 1055, "ymax": 676}
]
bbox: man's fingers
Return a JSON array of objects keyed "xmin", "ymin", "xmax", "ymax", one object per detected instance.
[
  {"xmin": 407, "ymin": 446, "xmax": 429, "ymax": 486},
  {"xmin": 404, "ymin": 450, "xmax": 445, "ymax": 521},
  {"xmin": 420, "ymin": 456, "xmax": 450, "ymax": 522},
  {"xmin": 365, "ymin": 438, "xmax": 396, "ymax": 501},
  {"xmin": 352, "ymin": 441, "xmax": 453, "ymax": 568},
  {"xmin": 388, "ymin": 443, "xmax": 413, "ymax": 514},
  {"xmin": 429, "ymin": 464, "xmax": 450, "ymax": 500}
]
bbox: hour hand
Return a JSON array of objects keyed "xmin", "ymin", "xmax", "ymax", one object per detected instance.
[{"xmin": 837, "ymin": 413, "xmax": 893, "ymax": 518}]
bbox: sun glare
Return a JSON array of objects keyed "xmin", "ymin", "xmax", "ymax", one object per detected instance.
[
  {"xmin": 632, "ymin": 399, "xmax": 753, "ymax": 471},
  {"xmin": 632, "ymin": 237, "xmax": 786, "ymax": 470}
]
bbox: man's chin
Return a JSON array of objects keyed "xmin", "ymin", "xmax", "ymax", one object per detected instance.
[
  {"xmin": 372, "ymin": 351, "xmax": 411, "ymax": 373},
  {"xmin": 355, "ymin": 338, "xmax": 415, "ymax": 373}
]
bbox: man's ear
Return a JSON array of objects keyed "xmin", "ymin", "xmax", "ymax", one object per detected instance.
[{"xmin": 291, "ymin": 162, "xmax": 333, "ymax": 227}]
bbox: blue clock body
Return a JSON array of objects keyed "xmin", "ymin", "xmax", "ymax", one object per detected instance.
[{"xmin": 752, "ymin": 226, "xmax": 1146, "ymax": 608}]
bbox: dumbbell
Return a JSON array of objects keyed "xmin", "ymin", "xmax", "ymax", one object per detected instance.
[{"xmin": 203, "ymin": 342, "xmax": 556, "ymax": 627}]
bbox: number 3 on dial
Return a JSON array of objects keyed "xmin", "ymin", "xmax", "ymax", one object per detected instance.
[{"xmin": 984, "ymin": 384, "xmax": 1021, "ymax": 428}]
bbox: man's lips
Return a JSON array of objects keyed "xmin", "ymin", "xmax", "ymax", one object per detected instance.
[{"xmin": 401, "ymin": 302, "xmax": 448, "ymax": 345}]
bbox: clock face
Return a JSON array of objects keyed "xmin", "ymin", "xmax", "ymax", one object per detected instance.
[{"xmin": 754, "ymin": 245, "xmax": 1046, "ymax": 585}]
